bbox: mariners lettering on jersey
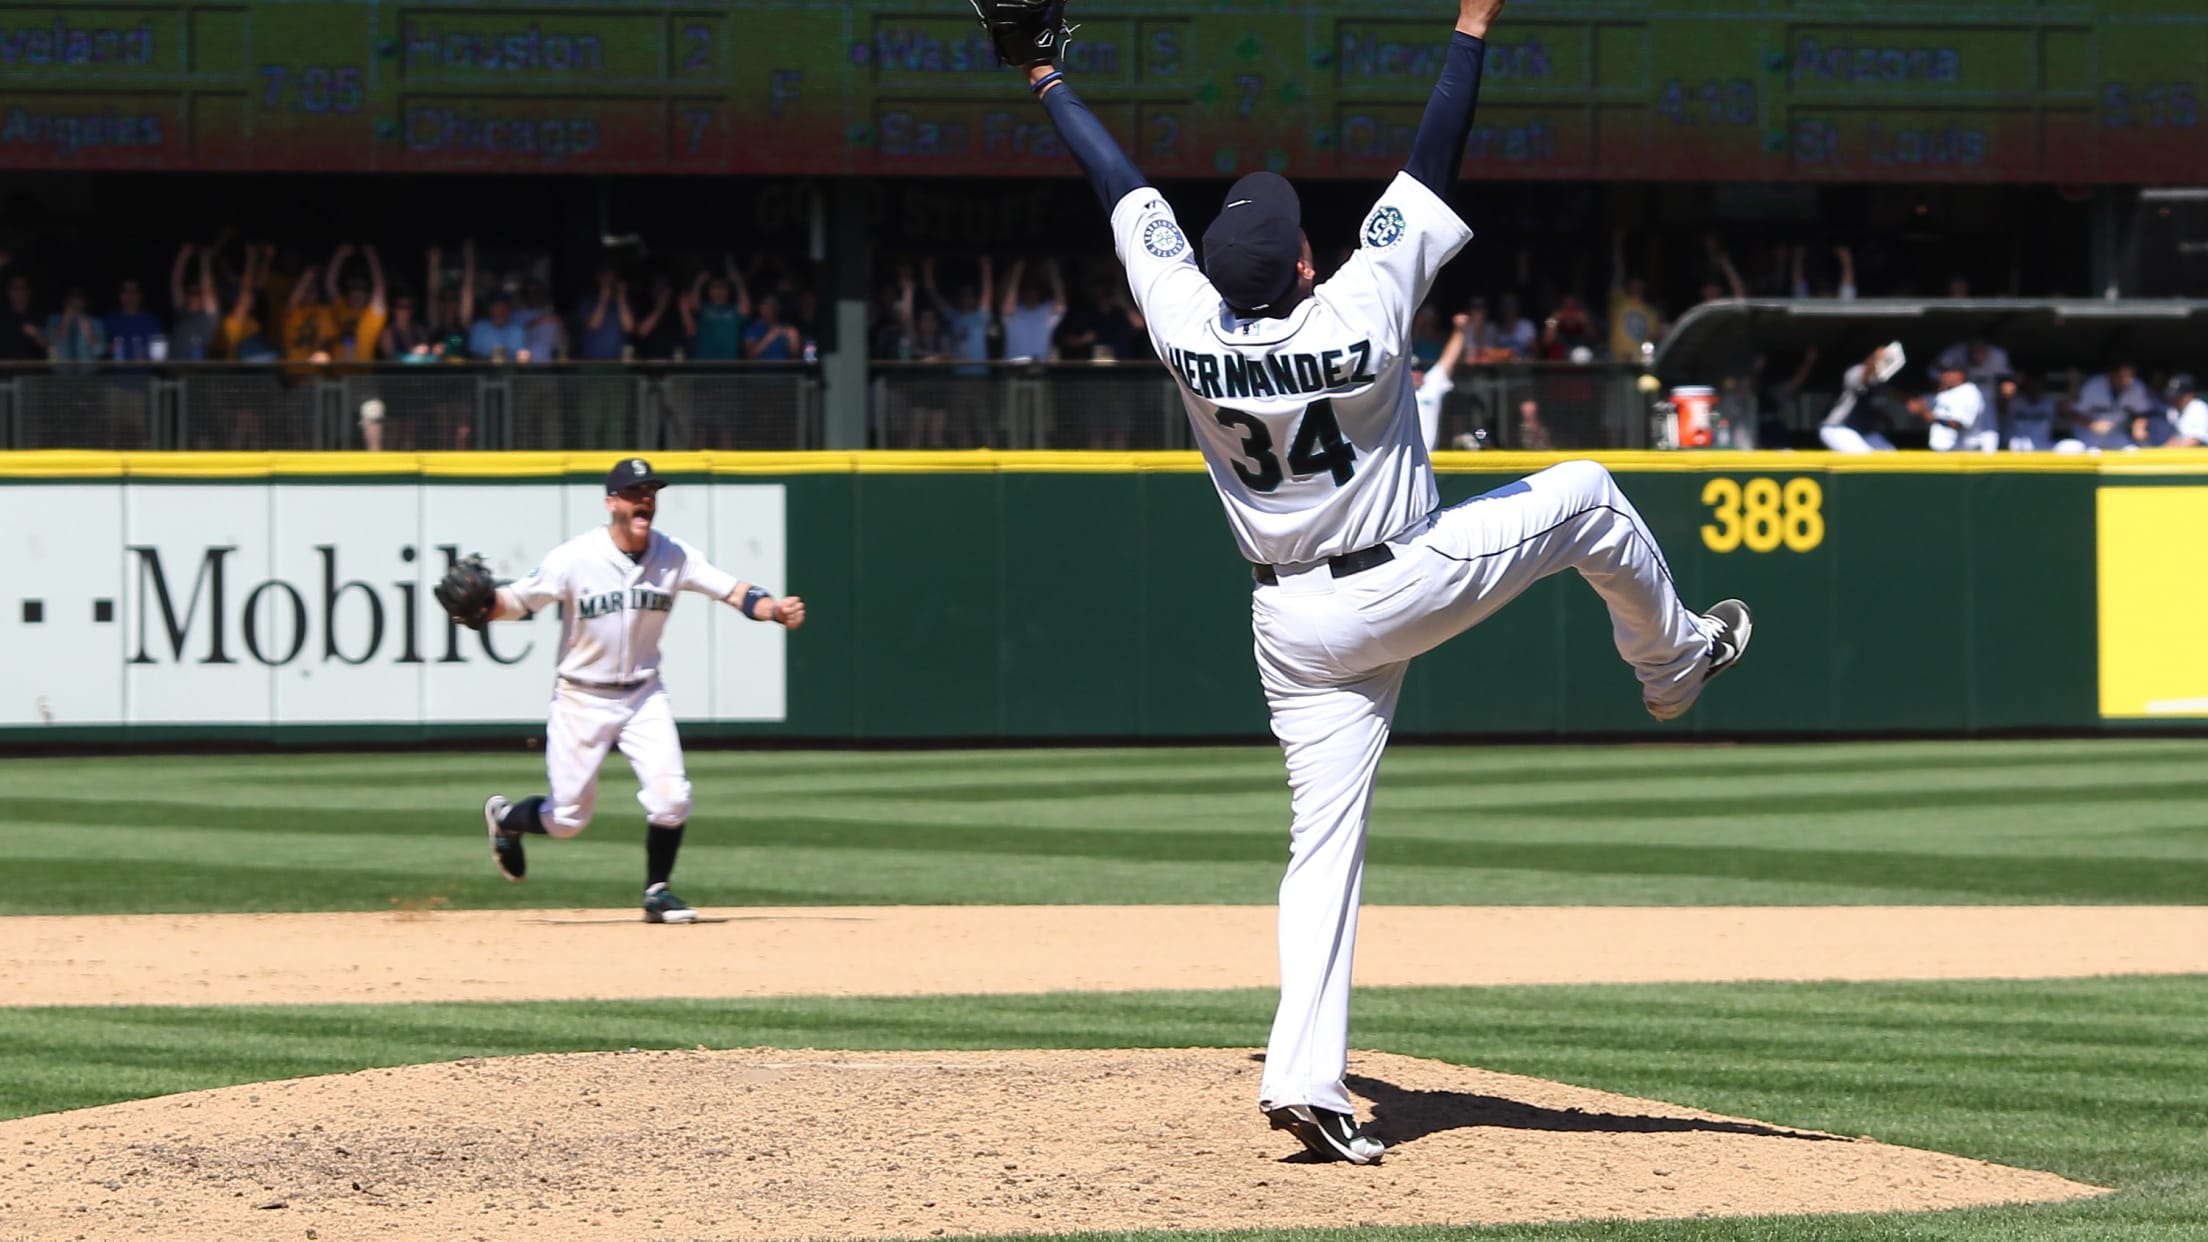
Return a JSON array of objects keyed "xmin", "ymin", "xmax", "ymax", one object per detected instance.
[
  {"xmin": 505, "ymin": 527, "xmax": 740, "ymax": 685},
  {"xmin": 577, "ymin": 586, "xmax": 674, "ymax": 619},
  {"xmin": 1168, "ymin": 341, "xmax": 1377, "ymax": 401}
]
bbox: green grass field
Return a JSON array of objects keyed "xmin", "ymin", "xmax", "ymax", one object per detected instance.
[
  {"xmin": 5, "ymin": 738, "xmax": 2208, "ymax": 915},
  {"xmin": 3, "ymin": 739, "xmax": 2206, "ymax": 1239}
]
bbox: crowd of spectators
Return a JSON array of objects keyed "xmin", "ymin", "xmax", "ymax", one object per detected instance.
[
  {"xmin": 0, "ymin": 241, "xmax": 823, "ymax": 370},
  {"xmin": 865, "ymin": 255, "xmax": 1153, "ymax": 368},
  {"xmin": 3, "ymin": 227, "xmax": 2202, "ymax": 455},
  {"xmin": 1815, "ymin": 346, "xmax": 2205, "ymax": 455},
  {"xmin": 862, "ymin": 254, "xmax": 1157, "ymax": 448}
]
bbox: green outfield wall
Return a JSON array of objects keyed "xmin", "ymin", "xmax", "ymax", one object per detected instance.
[{"xmin": 3, "ymin": 449, "xmax": 2203, "ymax": 742}]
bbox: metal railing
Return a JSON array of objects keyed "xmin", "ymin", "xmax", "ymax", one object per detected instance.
[
  {"xmin": 869, "ymin": 362, "xmax": 1193, "ymax": 450},
  {"xmin": 0, "ymin": 362, "xmax": 822, "ymax": 452},
  {"xmin": 0, "ymin": 360, "xmax": 1656, "ymax": 452},
  {"xmin": 867, "ymin": 360, "xmax": 1655, "ymax": 451}
]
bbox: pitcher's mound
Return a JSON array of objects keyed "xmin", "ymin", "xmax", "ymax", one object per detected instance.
[{"xmin": 0, "ymin": 1048, "xmax": 2102, "ymax": 1241}]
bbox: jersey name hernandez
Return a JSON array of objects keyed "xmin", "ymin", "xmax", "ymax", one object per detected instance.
[{"xmin": 1112, "ymin": 172, "xmax": 1474, "ymax": 567}]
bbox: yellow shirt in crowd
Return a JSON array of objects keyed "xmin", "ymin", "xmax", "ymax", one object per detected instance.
[
  {"xmin": 331, "ymin": 307, "xmax": 386, "ymax": 363},
  {"xmin": 1608, "ymin": 291, "xmax": 1659, "ymax": 362},
  {"xmin": 281, "ymin": 305, "xmax": 337, "ymax": 361}
]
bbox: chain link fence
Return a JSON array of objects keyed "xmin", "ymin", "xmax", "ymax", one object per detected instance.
[
  {"xmin": 870, "ymin": 362, "xmax": 1653, "ymax": 451},
  {"xmin": 1435, "ymin": 366, "xmax": 1653, "ymax": 451},
  {"xmin": 869, "ymin": 363, "xmax": 1191, "ymax": 450},
  {"xmin": 0, "ymin": 363, "xmax": 822, "ymax": 452}
]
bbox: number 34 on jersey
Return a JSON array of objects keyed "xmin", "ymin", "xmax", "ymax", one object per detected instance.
[{"xmin": 1213, "ymin": 400, "xmax": 1359, "ymax": 493}]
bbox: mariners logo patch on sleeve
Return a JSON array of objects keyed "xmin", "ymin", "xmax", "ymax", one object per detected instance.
[
  {"xmin": 1143, "ymin": 219, "xmax": 1189, "ymax": 259},
  {"xmin": 1362, "ymin": 206, "xmax": 1406, "ymax": 249}
]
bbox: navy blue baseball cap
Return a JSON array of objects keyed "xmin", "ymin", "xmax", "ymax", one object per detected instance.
[
  {"xmin": 606, "ymin": 456, "xmax": 668, "ymax": 494},
  {"xmin": 1203, "ymin": 172, "xmax": 1304, "ymax": 317}
]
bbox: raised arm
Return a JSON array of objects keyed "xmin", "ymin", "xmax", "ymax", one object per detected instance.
[
  {"xmin": 999, "ymin": 257, "xmax": 1026, "ymax": 320},
  {"xmin": 1022, "ymin": 63, "xmax": 1150, "ymax": 210},
  {"xmin": 323, "ymin": 245, "xmax": 353, "ymax": 305},
  {"xmin": 196, "ymin": 242, "xmax": 216, "ymax": 308},
  {"xmin": 288, "ymin": 266, "xmax": 321, "ymax": 310},
  {"xmin": 1706, "ymin": 234, "xmax": 1747, "ymax": 300},
  {"xmin": 170, "ymin": 244, "xmax": 195, "ymax": 310},
  {"xmin": 1404, "ymin": 0, "xmax": 1501, "ymax": 197},
  {"xmin": 1044, "ymin": 256, "xmax": 1066, "ymax": 315},
  {"xmin": 459, "ymin": 240, "xmax": 477, "ymax": 323},
  {"xmin": 1780, "ymin": 345, "xmax": 1820, "ymax": 396},
  {"xmin": 363, "ymin": 244, "xmax": 387, "ymax": 314},
  {"xmin": 1436, "ymin": 311, "xmax": 1469, "ymax": 374},
  {"xmin": 586, "ymin": 279, "xmax": 612, "ymax": 332},
  {"xmin": 230, "ymin": 244, "xmax": 263, "ymax": 320}
]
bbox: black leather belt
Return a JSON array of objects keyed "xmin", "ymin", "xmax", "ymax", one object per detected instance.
[
  {"xmin": 562, "ymin": 676, "xmax": 647, "ymax": 691},
  {"xmin": 1251, "ymin": 543, "xmax": 1394, "ymax": 586}
]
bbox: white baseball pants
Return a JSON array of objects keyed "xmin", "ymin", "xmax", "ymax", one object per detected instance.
[
  {"xmin": 541, "ymin": 680, "xmax": 695, "ymax": 837},
  {"xmin": 1252, "ymin": 460, "xmax": 1717, "ymax": 1114},
  {"xmin": 1818, "ymin": 425, "xmax": 1895, "ymax": 453}
]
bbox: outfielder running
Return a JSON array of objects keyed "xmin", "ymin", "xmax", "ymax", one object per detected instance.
[
  {"xmin": 981, "ymin": 0, "xmax": 1751, "ymax": 1162},
  {"xmin": 434, "ymin": 458, "xmax": 805, "ymax": 923}
]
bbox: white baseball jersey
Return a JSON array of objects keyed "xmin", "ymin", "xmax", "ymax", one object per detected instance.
[
  {"xmin": 1927, "ymin": 383, "xmax": 1987, "ymax": 452},
  {"xmin": 1112, "ymin": 172, "xmax": 1474, "ymax": 566},
  {"xmin": 505, "ymin": 527, "xmax": 739, "ymax": 685},
  {"xmin": 2173, "ymin": 397, "xmax": 2208, "ymax": 443}
]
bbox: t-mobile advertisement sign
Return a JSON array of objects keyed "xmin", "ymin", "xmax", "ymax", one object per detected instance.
[{"xmin": 5, "ymin": 480, "xmax": 786, "ymax": 728}]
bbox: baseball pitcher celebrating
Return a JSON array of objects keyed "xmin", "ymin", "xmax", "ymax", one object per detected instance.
[
  {"xmin": 978, "ymin": 0, "xmax": 1751, "ymax": 1161},
  {"xmin": 434, "ymin": 458, "xmax": 805, "ymax": 923}
]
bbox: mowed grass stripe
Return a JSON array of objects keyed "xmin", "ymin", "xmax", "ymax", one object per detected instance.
[
  {"xmin": 10, "ymin": 737, "xmax": 2205, "ymax": 789},
  {"xmin": 4, "ymin": 771, "xmax": 2202, "ymax": 829},
  {"xmin": 4, "ymin": 742, "xmax": 2200, "ymax": 811},
  {"xmin": 12, "ymin": 815, "xmax": 2207, "ymax": 900},
  {"xmin": 6, "ymin": 743, "xmax": 2200, "ymax": 818},
  {"xmin": 1, "ymin": 977, "xmax": 2204, "ymax": 1240},
  {"xmin": 4, "ymin": 741, "xmax": 2208, "ymax": 914}
]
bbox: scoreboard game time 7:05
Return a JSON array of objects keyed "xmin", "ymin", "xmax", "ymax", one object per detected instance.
[{"xmin": 0, "ymin": 0, "xmax": 2200, "ymax": 180}]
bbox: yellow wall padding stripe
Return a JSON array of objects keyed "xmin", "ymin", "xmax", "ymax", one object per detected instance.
[
  {"xmin": 4, "ymin": 448, "xmax": 2206, "ymax": 480},
  {"xmin": 2097, "ymin": 486, "xmax": 2208, "ymax": 718}
]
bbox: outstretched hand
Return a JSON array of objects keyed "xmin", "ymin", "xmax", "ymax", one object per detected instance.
[
  {"xmin": 768, "ymin": 595, "xmax": 806, "ymax": 629},
  {"xmin": 1458, "ymin": 0, "xmax": 1504, "ymax": 37}
]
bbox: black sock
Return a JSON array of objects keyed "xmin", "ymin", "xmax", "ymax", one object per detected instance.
[
  {"xmin": 645, "ymin": 823, "xmax": 684, "ymax": 889},
  {"xmin": 504, "ymin": 796, "xmax": 549, "ymax": 835}
]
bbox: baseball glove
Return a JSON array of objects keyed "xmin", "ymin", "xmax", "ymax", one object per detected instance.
[
  {"xmin": 433, "ymin": 553, "xmax": 499, "ymax": 632},
  {"xmin": 968, "ymin": 0, "xmax": 1072, "ymax": 68}
]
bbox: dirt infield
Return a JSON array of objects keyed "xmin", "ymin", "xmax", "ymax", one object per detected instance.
[
  {"xmin": 4, "ymin": 904, "xmax": 2206, "ymax": 1007},
  {"xmin": 0, "ymin": 1048, "xmax": 2105, "ymax": 1242},
  {"xmin": 4, "ymin": 904, "xmax": 2179, "ymax": 1239}
]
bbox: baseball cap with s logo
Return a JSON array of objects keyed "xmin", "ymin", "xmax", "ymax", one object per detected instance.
[{"xmin": 606, "ymin": 458, "xmax": 669, "ymax": 494}]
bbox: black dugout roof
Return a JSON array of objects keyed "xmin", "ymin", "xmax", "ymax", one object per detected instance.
[{"xmin": 1653, "ymin": 299, "xmax": 2208, "ymax": 387}]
